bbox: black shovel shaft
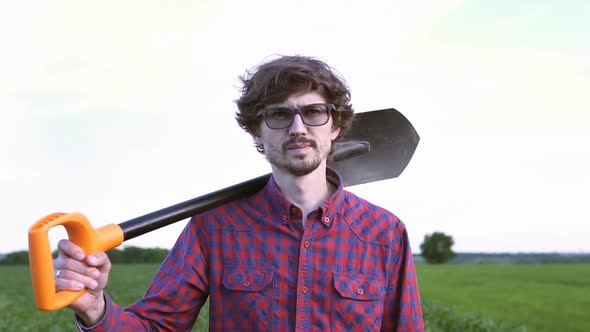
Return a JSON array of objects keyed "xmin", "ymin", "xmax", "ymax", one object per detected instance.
[
  {"xmin": 119, "ymin": 140, "xmax": 370, "ymax": 241},
  {"xmin": 120, "ymin": 174, "xmax": 270, "ymax": 241}
]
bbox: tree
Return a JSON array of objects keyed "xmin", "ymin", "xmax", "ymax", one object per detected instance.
[
  {"xmin": 0, "ymin": 250, "xmax": 29, "ymax": 265},
  {"xmin": 420, "ymin": 232, "xmax": 456, "ymax": 264},
  {"xmin": 106, "ymin": 246, "xmax": 169, "ymax": 264}
]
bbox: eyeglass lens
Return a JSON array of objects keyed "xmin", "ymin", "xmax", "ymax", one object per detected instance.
[{"xmin": 263, "ymin": 104, "xmax": 332, "ymax": 129}]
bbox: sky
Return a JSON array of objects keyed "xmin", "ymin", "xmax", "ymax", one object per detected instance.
[{"xmin": 1, "ymin": 0, "xmax": 589, "ymax": 254}]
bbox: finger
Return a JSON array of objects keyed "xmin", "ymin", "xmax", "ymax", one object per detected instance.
[
  {"xmin": 56, "ymin": 256, "xmax": 100, "ymax": 277},
  {"xmin": 57, "ymin": 239, "xmax": 85, "ymax": 261},
  {"xmin": 85, "ymin": 252, "xmax": 111, "ymax": 272},
  {"xmin": 55, "ymin": 269, "xmax": 98, "ymax": 291}
]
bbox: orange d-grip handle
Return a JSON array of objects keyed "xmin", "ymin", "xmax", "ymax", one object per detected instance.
[{"xmin": 28, "ymin": 212, "xmax": 124, "ymax": 311}]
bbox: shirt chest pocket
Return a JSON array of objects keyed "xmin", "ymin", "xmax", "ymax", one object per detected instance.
[
  {"xmin": 223, "ymin": 266, "xmax": 275, "ymax": 291},
  {"xmin": 332, "ymin": 273, "xmax": 386, "ymax": 331},
  {"xmin": 221, "ymin": 266, "xmax": 276, "ymax": 331}
]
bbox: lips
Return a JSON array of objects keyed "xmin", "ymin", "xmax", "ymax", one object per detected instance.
[
  {"xmin": 283, "ymin": 138, "xmax": 317, "ymax": 151},
  {"xmin": 288, "ymin": 143, "xmax": 311, "ymax": 150}
]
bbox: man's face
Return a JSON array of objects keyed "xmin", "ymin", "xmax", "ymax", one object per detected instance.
[{"xmin": 255, "ymin": 91, "xmax": 340, "ymax": 176}]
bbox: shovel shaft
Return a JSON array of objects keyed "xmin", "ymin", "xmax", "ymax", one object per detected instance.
[{"xmin": 120, "ymin": 174, "xmax": 270, "ymax": 240}]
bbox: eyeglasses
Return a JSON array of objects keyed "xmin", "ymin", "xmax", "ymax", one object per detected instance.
[{"xmin": 257, "ymin": 103, "xmax": 336, "ymax": 130}]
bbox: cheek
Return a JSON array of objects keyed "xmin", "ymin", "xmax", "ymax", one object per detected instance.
[{"xmin": 255, "ymin": 131, "xmax": 282, "ymax": 150}]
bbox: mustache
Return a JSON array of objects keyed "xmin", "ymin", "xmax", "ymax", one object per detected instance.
[{"xmin": 282, "ymin": 137, "xmax": 318, "ymax": 150}]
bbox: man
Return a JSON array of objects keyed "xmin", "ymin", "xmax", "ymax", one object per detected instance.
[{"xmin": 54, "ymin": 55, "xmax": 424, "ymax": 331}]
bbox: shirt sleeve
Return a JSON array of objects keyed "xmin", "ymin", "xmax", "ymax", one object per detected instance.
[
  {"xmin": 74, "ymin": 217, "xmax": 210, "ymax": 331},
  {"xmin": 381, "ymin": 221, "xmax": 424, "ymax": 332}
]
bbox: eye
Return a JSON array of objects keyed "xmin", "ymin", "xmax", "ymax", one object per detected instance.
[
  {"xmin": 301, "ymin": 104, "xmax": 327, "ymax": 117},
  {"xmin": 267, "ymin": 108, "xmax": 293, "ymax": 120}
]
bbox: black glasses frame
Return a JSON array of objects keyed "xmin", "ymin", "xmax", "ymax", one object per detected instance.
[{"xmin": 256, "ymin": 103, "xmax": 336, "ymax": 130}]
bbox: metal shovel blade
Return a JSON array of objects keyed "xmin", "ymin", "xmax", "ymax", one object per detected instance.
[{"xmin": 330, "ymin": 108, "xmax": 420, "ymax": 186}]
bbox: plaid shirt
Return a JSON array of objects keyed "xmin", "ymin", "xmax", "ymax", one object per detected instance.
[{"xmin": 77, "ymin": 168, "xmax": 423, "ymax": 331}]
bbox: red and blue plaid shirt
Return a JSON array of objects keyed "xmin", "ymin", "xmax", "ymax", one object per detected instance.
[{"xmin": 78, "ymin": 168, "xmax": 423, "ymax": 331}]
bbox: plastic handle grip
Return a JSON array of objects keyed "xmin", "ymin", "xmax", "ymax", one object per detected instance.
[{"xmin": 28, "ymin": 212, "xmax": 124, "ymax": 311}]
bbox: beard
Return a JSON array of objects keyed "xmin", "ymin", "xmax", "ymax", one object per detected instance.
[{"xmin": 266, "ymin": 136, "xmax": 326, "ymax": 176}]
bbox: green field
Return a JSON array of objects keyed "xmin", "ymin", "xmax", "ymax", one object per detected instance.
[
  {"xmin": 417, "ymin": 263, "xmax": 590, "ymax": 332},
  {"xmin": 0, "ymin": 264, "xmax": 208, "ymax": 331},
  {"xmin": 1, "ymin": 263, "xmax": 588, "ymax": 331}
]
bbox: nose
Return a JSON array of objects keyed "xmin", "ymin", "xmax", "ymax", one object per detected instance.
[{"xmin": 288, "ymin": 114, "xmax": 307, "ymax": 136}]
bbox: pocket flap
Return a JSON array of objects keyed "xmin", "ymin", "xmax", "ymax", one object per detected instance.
[
  {"xmin": 223, "ymin": 266, "xmax": 274, "ymax": 291},
  {"xmin": 333, "ymin": 273, "xmax": 386, "ymax": 300}
]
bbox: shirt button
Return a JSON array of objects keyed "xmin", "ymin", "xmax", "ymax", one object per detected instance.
[
  {"xmin": 302, "ymin": 286, "xmax": 308, "ymax": 294},
  {"xmin": 244, "ymin": 280, "xmax": 251, "ymax": 287},
  {"xmin": 282, "ymin": 215, "xmax": 287, "ymax": 221},
  {"xmin": 304, "ymin": 241, "xmax": 310, "ymax": 248},
  {"xmin": 323, "ymin": 217, "xmax": 330, "ymax": 224},
  {"xmin": 357, "ymin": 288, "xmax": 364, "ymax": 295}
]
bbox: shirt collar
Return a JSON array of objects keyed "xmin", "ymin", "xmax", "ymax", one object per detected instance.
[{"xmin": 263, "ymin": 167, "xmax": 345, "ymax": 227}]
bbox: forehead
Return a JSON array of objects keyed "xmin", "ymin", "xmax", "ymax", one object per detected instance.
[{"xmin": 276, "ymin": 90, "xmax": 327, "ymax": 107}]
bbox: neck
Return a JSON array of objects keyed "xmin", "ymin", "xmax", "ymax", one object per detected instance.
[{"xmin": 272, "ymin": 162, "xmax": 334, "ymax": 218}]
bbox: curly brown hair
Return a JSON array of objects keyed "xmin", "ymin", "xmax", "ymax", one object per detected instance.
[{"xmin": 235, "ymin": 55, "xmax": 354, "ymax": 154}]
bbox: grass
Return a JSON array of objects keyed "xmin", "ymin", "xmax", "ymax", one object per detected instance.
[
  {"xmin": 0, "ymin": 264, "xmax": 208, "ymax": 331},
  {"xmin": 1, "ymin": 265, "xmax": 74, "ymax": 331},
  {"xmin": 2, "ymin": 263, "xmax": 589, "ymax": 331},
  {"xmin": 417, "ymin": 263, "xmax": 590, "ymax": 332}
]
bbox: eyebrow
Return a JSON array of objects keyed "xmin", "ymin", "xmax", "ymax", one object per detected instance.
[{"xmin": 270, "ymin": 103, "xmax": 327, "ymax": 109}]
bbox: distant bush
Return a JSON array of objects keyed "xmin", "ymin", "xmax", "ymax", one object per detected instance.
[
  {"xmin": 447, "ymin": 252, "xmax": 590, "ymax": 264},
  {"xmin": 107, "ymin": 246, "xmax": 169, "ymax": 264},
  {"xmin": 0, "ymin": 247, "xmax": 169, "ymax": 265},
  {"xmin": 420, "ymin": 232, "xmax": 456, "ymax": 264},
  {"xmin": 0, "ymin": 251, "xmax": 29, "ymax": 265},
  {"xmin": 423, "ymin": 300, "xmax": 528, "ymax": 332}
]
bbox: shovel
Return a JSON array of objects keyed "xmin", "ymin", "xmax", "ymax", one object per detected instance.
[{"xmin": 28, "ymin": 107, "xmax": 419, "ymax": 311}]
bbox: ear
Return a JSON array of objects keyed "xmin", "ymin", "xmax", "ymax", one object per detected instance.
[
  {"xmin": 253, "ymin": 133, "xmax": 263, "ymax": 145},
  {"xmin": 330, "ymin": 126, "xmax": 341, "ymax": 141}
]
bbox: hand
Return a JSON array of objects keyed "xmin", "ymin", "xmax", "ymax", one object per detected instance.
[{"xmin": 54, "ymin": 239, "xmax": 112, "ymax": 325}]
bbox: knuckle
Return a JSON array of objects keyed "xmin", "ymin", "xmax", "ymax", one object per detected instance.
[
  {"xmin": 57, "ymin": 239, "xmax": 72, "ymax": 250},
  {"xmin": 55, "ymin": 278, "xmax": 83, "ymax": 292},
  {"xmin": 96, "ymin": 252, "xmax": 112, "ymax": 267},
  {"xmin": 68, "ymin": 280, "xmax": 84, "ymax": 291},
  {"xmin": 55, "ymin": 278, "xmax": 66, "ymax": 291},
  {"xmin": 61, "ymin": 258, "xmax": 82, "ymax": 271},
  {"xmin": 56, "ymin": 269, "xmax": 68, "ymax": 279},
  {"xmin": 53, "ymin": 257, "xmax": 63, "ymax": 267}
]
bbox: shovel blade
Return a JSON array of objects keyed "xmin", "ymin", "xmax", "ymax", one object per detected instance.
[{"xmin": 330, "ymin": 108, "xmax": 420, "ymax": 186}]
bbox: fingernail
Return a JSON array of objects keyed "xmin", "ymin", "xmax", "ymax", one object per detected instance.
[
  {"xmin": 92, "ymin": 270, "xmax": 100, "ymax": 278},
  {"xmin": 89, "ymin": 280, "xmax": 98, "ymax": 289},
  {"xmin": 74, "ymin": 282, "xmax": 84, "ymax": 291},
  {"xmin": 75, "ymin": 252, "xmax": 85, "ymax": 260},
  {"xmin": 87, "ymin": 255, "xmax": 97, "ymax": 264}
]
